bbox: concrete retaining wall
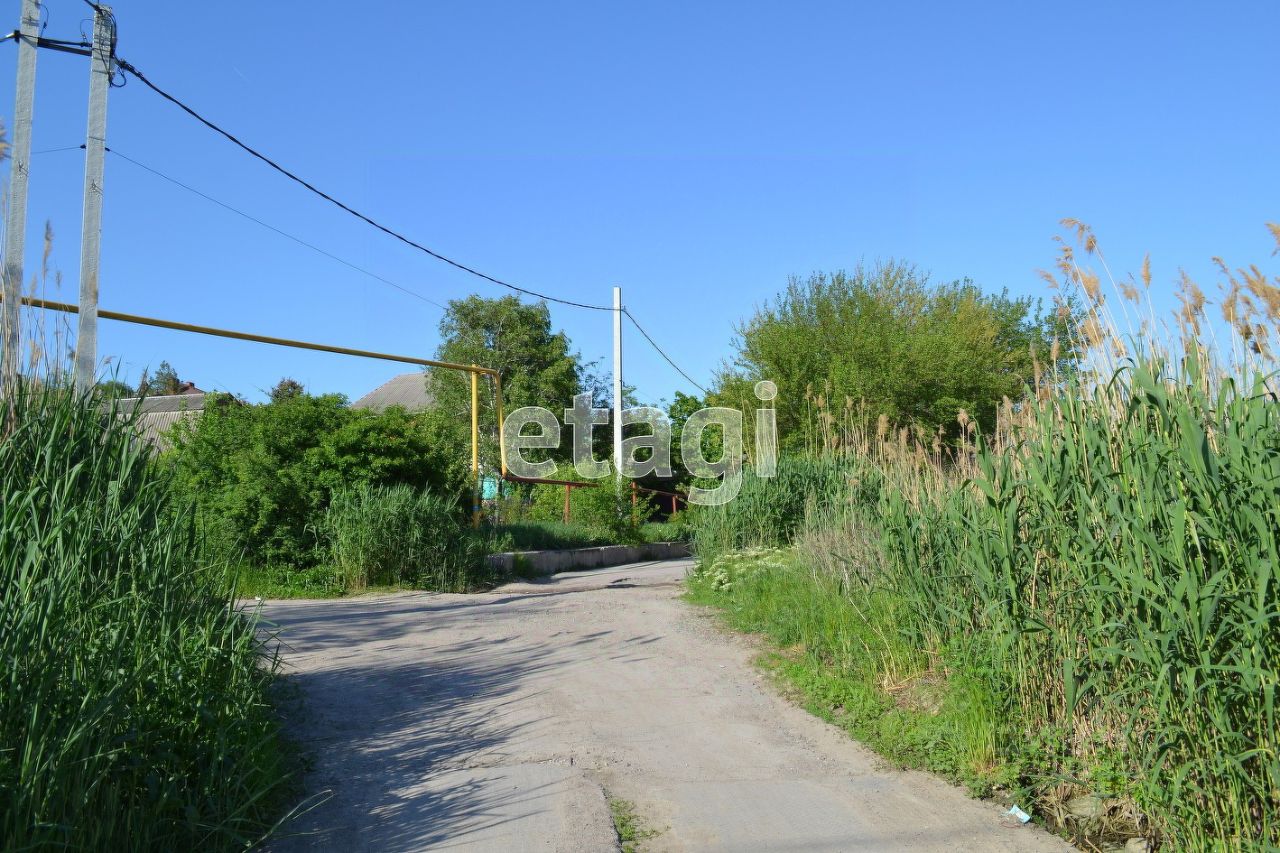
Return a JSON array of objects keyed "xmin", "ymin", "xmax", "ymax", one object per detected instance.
[{"xmin": 486, "ymin": 541, "xmax": 691, "ymax": 577}]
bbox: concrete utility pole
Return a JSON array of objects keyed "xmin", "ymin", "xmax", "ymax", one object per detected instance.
[
  {"xmin": 470, "ymin": 366, "xmax": 480, "ymax": 528},
  {"xmin": 74, "ymin": 3, "xmax": 112, "ymax": 392},
  {"xmin": 612, "ymin": 286, "xmax": 623, "ymax": 483},
  {"xmin": 2, "ymin": 0, "xmax": 41, "ymax": 394}
]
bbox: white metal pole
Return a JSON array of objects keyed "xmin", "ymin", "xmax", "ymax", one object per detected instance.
[
  {"xmin": 2, "ymin": 0, "xmax": 41, "ymax": 393},
  {"xmin": 612, "ymin": 285, "xmax": 623, "ymax": 483},
  {"xmin": 74, "ymin": 3, "xmax": 112, "ymax": 392}
]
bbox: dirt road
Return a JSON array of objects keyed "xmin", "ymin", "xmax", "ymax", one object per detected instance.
[{"xmin": 261, "ymin": 559, "xmax": 1069, "ymax": 852}]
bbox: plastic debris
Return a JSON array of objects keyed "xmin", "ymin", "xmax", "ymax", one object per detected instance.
[{"xmin": 1006, "ymin": 805, "xmax": 1032, "ymax": 824}]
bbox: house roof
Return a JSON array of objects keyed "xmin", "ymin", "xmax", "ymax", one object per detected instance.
[
  {"xmin": 118, "ymin": 392, "xmax": 207, "ymax": 415},
  {"xmin": 131, "ymin": 410, "xmax": 201, "ymax": 451},
  {"xmin": 112, "ymin": 388, "xmax": 207, "ymax": 450},
  {"xmin": 351, "ymin": 372, "xmax": 434, "ymax": 413}
]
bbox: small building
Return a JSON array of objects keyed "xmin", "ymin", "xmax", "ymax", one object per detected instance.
[
  {"xmin": 116, "ymin": 382, "xmax": 207, "ymax": 450},
  {"xmin": 351, "ymin": 372, "xmax": 434, "ymax": 413}
]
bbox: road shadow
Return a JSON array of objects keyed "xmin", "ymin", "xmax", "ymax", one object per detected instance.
[{"xmin": 263, "ymin": 601, "xmax": 579, "ymax": 851}]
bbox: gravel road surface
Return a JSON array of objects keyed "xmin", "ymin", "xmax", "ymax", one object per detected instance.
[{"xmin": 261, "ymin": 559, "xmax": 1070, "ymax": 852}]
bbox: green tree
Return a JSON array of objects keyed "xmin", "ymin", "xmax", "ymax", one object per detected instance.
[
  {"xmin": 138, "ymin": 360, "xmax": 182, "ymax": 396},
  {"xmin": 720, "ymin": 261, "xmax": 1076, "ymax": 449},
  {"xmin": 667, "ymin": 390, "xmax": 720, "ymax": 476},
  {"xmin": 429, "ymin": 295, "xmax": 599, "ymax": 466},
  {"xmin": 95, "ymin": 379, "xmax": 134, "ymax": 399},
  {"xmin": 269, "ymin": 377, "xmax": 305, "ymax": 403}
]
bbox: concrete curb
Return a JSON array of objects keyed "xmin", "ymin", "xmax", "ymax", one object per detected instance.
[{"xmin": 486, "ymin": 541, "xmax": 691, "ymax": 577}]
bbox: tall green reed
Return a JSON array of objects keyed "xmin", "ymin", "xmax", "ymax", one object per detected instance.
[
  {"xmin": 908, "ymin": 351, "xmax": 1280, "ymax": 847},
  {"xmin": 691, "ymin": 455, "xmax": 853, "ymax": 563},
  {"xmin": 321, "ymin": 482, "xmax": 488, "ymax": 592},
  {"xmin": 0, "ymin": 380, "xmax": 291, "ymax": 850}
]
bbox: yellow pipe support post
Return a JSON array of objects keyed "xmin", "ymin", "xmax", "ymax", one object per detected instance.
[
  {"xmin": 471, "ymin": 366, "xmax": 480, "ymax": 528},
  {"xmin": 493, "ymin": 371, "xmax": 509, "ymax": 477}
]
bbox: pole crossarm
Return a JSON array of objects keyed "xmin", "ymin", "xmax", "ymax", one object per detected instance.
[
  {"xmin": 34, "ymin": 36, "xmax": 91, "ymax": 57},
  {"xmin": 0, "ymin": 294, "xmax": 500, "ymax": 376}
]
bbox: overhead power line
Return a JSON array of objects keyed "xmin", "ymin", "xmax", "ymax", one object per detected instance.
[
  {"xmin": 623, "ymin": 308, "xmax": 708, "ymax": 394},
  {"xmin": 32, "ymin": 145, "xmax": 711, "ymax": 397},
  {"xmin": 103, "ymin": 145, "xmax": 449, "ymax": 312},
  {"xmin": 112, "ymin": 56, "xmax": 612, "ymax": 312}
]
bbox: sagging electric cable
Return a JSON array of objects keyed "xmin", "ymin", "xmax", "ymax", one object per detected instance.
[{"xmin": 113, "ymin": 56, "xmax": 612, "ymax": 312}]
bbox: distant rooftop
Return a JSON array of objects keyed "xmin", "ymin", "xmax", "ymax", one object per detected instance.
[
  {"xmin": 351, "ymin": 372, "xmax": 434, "ymax": 413},
  {"xmin": 118, "ymin": 383, "xmax": 206, "ymax": 414},
  {"xmin": 113, "ymin": 383, "xmax": 208, "ymax": 449}
]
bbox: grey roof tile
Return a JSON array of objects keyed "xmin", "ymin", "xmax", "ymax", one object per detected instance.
[{"xmin": 351, "ymin": 373, "xmax": 434, "ymax": 413}]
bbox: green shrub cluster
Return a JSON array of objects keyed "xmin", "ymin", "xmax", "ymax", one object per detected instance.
[
  {"xmin": 167, "ymin": 393, "xmax": 477, "ymax": 590},
  {"xmin": 714, "ymin": 262, "xmax": 1075, "ymax": 451},
  {"xmin": 0, "ymin": 383, "xmax": 289, "ymax": 849},
  {"xmin": 489, "ymin": 520, "xmax": 619, "ymax": 551},
  {"xmin": 636, "ymin": 513, "xmax": 695, "ymax": 544},
  {"xmin": 510, "ymin": 465, "xmax": 647, "ymax": 543}
]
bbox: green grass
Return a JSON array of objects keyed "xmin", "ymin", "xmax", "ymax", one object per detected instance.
[
  {"xmin": 233, "ymin": 564, "xmax": 346, "ymax": 599},
  {"xmin": 636, "ymin": 518, "xmax": 694, "ymax": 544},
  {"xmin": 235, "ymin": 517, "xmax": 688, "ymax": 599},
  {"xmin": 492, "ymin": 519, "xmax": 689, "ymax": 552},
  {"xmin": 607, "ymin": 796, "xmax": 661, "ymax": 852},
  {"xmin": 0, "ymin": 381, "xmax": 294, "ymax": 849},
  {"xmin": 686, "ymin": 550, "xmax": 1009, "ymax": 796},
  {"xmin": 490, "ymin": 520, "xmax": 619, "ymax": 551}
]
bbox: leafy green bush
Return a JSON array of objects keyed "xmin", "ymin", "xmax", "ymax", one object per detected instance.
[
  {"xmin": 0, "ymin": 382, "xmax": 290, "ymax": 850},
  {"xmin": 322, "ymin": 483, "xmax": 488, "ymax": 591},
  {"xmin": 487, "ymin": 518, "xmax": 690, "ymax": 553},
  {"xmin": 517, "ymin": 465, "xmax": 647, "ymax": 543},
  {"xmin": 168, "ymin": 393, "xmax": 466, "ymax": 571}
]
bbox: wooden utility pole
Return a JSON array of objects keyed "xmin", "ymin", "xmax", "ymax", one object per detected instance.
[
  {"xmin": 74, "ymin": 4, "xmax": 113, "ymax": 392},
  {"xmin": 1, "ymin": 0, "xmax": 41, "ymax": 394}
]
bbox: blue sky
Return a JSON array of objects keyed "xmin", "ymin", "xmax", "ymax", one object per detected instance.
[{"xmin": 3, "ymin": 0, "xmax": 1277, "ymax": 405}]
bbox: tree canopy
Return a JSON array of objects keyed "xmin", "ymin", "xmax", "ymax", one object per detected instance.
[
  {"xmin": 137, "ymin": 361, "xmax": 182, "ymax": 396},
  {"xmin": 95, "ymin": 379, "xmax": 134, "ymax": 399},
  {"xmin": 269, "ymin": 377, "xmax": 306, "ymax": 403},
  {"xmin": 428, "ymin": 295, "xmax": 601, "ymax": 463},
  {"xmin": 717, "ymin": 261, "xmax": 1074, "ymax": 450}
]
